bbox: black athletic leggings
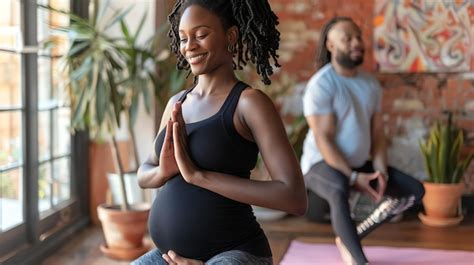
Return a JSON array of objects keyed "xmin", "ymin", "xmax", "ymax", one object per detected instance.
[{"xmin": 304, "ymin": 161, "xmax": 425, "ymax": 264}]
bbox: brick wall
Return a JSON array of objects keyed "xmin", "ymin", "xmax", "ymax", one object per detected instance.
[{"xmin": 270, "ymin": 0, "xmax": 474, "ymax": 192}]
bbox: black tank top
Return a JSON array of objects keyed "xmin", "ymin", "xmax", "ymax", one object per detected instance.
[{"xmin": 149, "ymin": 81, "xmax": 272, "ymax": 261}]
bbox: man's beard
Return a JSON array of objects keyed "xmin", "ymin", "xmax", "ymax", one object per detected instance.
[{"xmin": 335, "ymin": 50, "xmax": 364, "ymax": 69}]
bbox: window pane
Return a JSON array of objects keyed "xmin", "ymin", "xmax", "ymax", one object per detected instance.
[
  {"xmin": 0, "ymin": 52, "xmax": 21, "ymax": 108},
  {"xmin": 53, "ymin": 157, "xmax": 70, "ymax": 204},
  {"xmin": 38, "ymin": 110, "xmax": 51, "ymax": 162},
  {"xmin": 0, "ymin": 111, "xmax": 22, "ymax": 168},
  {"xmin": 0, "ymin": 1, "xmax": 21, "ymax": 49},
  {"xmin": 53, "ymin": 108, "xmax": 70, "ymax": 157},
  {"xmin": 38, "ymin": 57, "xmax": 52, "ymax": 109},
  {"xmin": 39, "ymin": 162, "xmax": 52, "ymax": 212},
  {"xmin": 38, "ymin": 0, "xmax": 70, "ymax": 56},
  {"xmin": 0, "ymin": 168, "xmax": 23, "ymax": 231},
  {"xmin": 51, "ymin": 58, "xmax": 68, "ymax": 103},
  {"xmin": 38, "ymin": 57, "xmax": 68, "ymax": 109}
]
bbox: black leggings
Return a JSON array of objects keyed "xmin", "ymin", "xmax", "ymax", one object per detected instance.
[{"xmin": 304, "ymin": 161, "xmax": 424, "ymax": 264}]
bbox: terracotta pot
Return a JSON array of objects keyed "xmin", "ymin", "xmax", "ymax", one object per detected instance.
[
  {"xmin": 422, "ymin": 182, "xmax": 463, "ymax": 219},
  {"xmin": 98, "ymin": 203, "xmax": 150, "ymax": 260}
]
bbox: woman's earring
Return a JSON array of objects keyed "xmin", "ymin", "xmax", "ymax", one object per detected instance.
[{"xmin": 227, "ymin": 44, "xmax": 234, "ymax": 53}]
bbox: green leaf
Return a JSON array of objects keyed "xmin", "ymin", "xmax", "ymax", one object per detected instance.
[
  {"xmin": 454, "ymin": 153, "xmax": 474, "ymax": 183},
  {"xmin": 142, "ymin": 79, "xmax": 151, "ymax": 114},
  {"xmin": 119, "ymin": 19, "xmax": 133, "ymax": 44},
  {"xmin": 438, "ymin": 126, "xmax": 448, "ymax": 182},
  {"xmin": 95, "ymin": 73, "xmax": 107, "ymax": 125},
  {"xmin": 428, "ymin": 136, "xmax": 439, "ymax": 182},
  {"xmin": 129, "ymin": 93, "xmax": 139, "ymax": 128},
  {"xmin": 72, "ymin": 85, "xmax": 89, "ymax": 127},
  {"xmin": 104, "ymin": 7, "xmax": 133, "ymax": 31},
  {"xmin": 107, "ymin": 69, "xmax": 122, "ymax": 127},
  {"xmin": 38, "ymin": 4, "xmax": 88, "ymax": 25},
  {"xmin": 171, "ymin": 70, "xmax": 186, "ymax": 92},
  {"xmin": 420, "ymin": 141, "xmax": 433, "ymax": 181},
  {"xmin": 449, "ymin": 130, "xmax": 462, "ymax": 179},
  {"xmin": 70, "ymin": 56, "xmax": 93, "ymax": 82},
  {"xmin": 134, "ymin": 11, "xmax": 148, "ymax": 41},
  {"xmin": 104, "ymin": 50, "xmax": 124, "ymax": 71},
  {"xmin": 96, "ymin": 0, "xmax": 111, "ymax": 25},
  {"xmin": 66, "ymin": 41, "xmax": 90, "ymax": 58}
]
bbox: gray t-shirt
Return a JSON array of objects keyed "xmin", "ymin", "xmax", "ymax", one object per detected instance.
[{"xmin": 301, "ymin": 64, "xmax": 382, "ymax": 175}]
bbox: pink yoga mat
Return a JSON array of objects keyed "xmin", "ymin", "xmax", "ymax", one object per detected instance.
[{"xmin": 280, "ymin": 241, "xmax": 474, "ymax": 265}]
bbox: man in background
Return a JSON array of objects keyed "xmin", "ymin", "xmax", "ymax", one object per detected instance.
[{"xmin": 300, "ymin": 16, "xmax": 424, "ymax": 265}]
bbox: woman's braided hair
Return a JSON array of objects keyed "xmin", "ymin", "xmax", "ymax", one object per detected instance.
[{"xmin": 168, "ymin": 0, "xmax": 281, "ymax": 85}]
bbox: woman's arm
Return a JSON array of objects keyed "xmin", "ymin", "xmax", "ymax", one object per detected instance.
[
  {"xmin": 173, "ymin": 89, "xmax": 307, "ymax": 215},
  {"xmin": 137, "ymin": 91, "xmax": 185, "ymax": 189}
]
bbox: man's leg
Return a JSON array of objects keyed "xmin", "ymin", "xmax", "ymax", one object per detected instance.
[
  {"xmin": 385, "ymin": 166, "xmax": 425, "ymax": 203},
  {"xmin": 305, "ymin": 161, "xmax": 368, "ymax": 264},
  {"xmin": 355, "ymin": 163, "xmax": 425, "ymax": 238}
]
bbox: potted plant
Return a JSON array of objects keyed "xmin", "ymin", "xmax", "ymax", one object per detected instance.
[
  {"xmin": 40, "ymin": 1, "xmax": 164, "ymax": 259},
  {"xmin": 418, "ymin": 112, "xmax": 473, "ymax": 227}
]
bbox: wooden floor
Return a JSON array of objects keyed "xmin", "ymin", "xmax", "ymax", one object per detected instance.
[{"xmin": 41, "ymin": 213, "xmax": 474, "ymax": 265}]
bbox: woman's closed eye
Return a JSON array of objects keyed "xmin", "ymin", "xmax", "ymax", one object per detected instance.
[
  {"xmin": 196, "ymin": 33, "xmax": 208, "ymax": 40},
  {"xmin": 179, "ymin": 33, "xmax": 207, "ymax": 43}
]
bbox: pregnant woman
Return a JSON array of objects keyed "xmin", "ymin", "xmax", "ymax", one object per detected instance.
[{"xmin": 133, "ymin": 0, "xmax": 307, "ymax": 264}]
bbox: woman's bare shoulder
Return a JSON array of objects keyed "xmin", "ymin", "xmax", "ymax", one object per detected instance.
[{"xmin": 239, "ymin": 87, "xmax": 275, "ymax": 112}]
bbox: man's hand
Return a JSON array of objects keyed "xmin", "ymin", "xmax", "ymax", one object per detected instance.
[{"xmin": 354, "ymin": 171, "xmax": 386, "ymax": 203}]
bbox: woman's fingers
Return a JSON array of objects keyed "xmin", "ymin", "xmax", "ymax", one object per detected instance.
[
  {"xmin": 164, "ymin": 120, "xmax": 173, "ymax": 149},
  {"xmin": 176, "ymin": 102, "xmax": 186, "ymax": 126},
  {"xmin": 173, "ymin": 122, "xmax": 180, "ymax": 150},
  {"xmin": 173, "ymin": 122, "xmax": 186, "ymax": 162},
  {"xmin": 162, "ymin": 253, "xmax": 176, "ymax": 265},
  {"xmin": 171, "ymin": 102, "xmax": 179, "ymax": 123},
  {"xmin": 173, "ymin": 102, "xmax": 186, "ymax": 127},
  {"xmin": 171, "ymin": 102, "xmax": 189, "ymax": 150},
  {"xmin": 167, "ymin": 250, "xmax": 204, "ymax": 265}
]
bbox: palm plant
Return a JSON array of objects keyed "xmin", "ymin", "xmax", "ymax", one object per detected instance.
[
  {"xmin": 116, "ymin": 12, "xmax": 161, "ymax": 169},
  {"xmin": 40, "ymin": 1, "xmax": 163, "ymax": 211},
  {"xmin": 419, "ymin": 112, "xmax": 474, "ymax": 184}
]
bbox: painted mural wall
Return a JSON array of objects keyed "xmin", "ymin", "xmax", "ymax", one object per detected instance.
[{"xmin": 374, "ymin": 0, "xmax": 474, "ymax": 73}]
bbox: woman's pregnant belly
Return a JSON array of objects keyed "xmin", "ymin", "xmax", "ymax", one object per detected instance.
[{"xmin": 148, "ymin": 176, "xmax": 260, "ymax": 260}]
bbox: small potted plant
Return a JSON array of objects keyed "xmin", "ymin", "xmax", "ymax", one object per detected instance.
[{"xmin": 418, "ymin": 112, "xmax": 473, "ymax": 227}]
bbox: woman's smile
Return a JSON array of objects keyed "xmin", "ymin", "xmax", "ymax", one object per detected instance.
[{"xmin": 187, "ymin": 53, "xmax": 209, "ymax": 64}]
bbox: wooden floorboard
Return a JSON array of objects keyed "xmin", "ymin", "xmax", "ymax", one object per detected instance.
[{"xmin": 41, "ymin": 213, "xmax": 474, "ymax": 265}]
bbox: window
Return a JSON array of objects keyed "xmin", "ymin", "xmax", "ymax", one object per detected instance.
[
  {"xmin": 0, "ymin": 1, "xmax": 89, "ymax": 263},
  {"xmin": 37, "ymin": 0, "xmax": 72, "ymax": 216},
  {"xmin": 0, "ymin": 0, "xmax": 22, "ymax": 234}
]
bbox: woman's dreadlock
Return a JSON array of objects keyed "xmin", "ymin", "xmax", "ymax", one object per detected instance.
[
  {"xmin": 316, "ymin": 16, "xmax": 354, "ymax": 70},
  {"xmin": 168, "ymin": 0, "xmax": 281, "ymax": 85}
]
